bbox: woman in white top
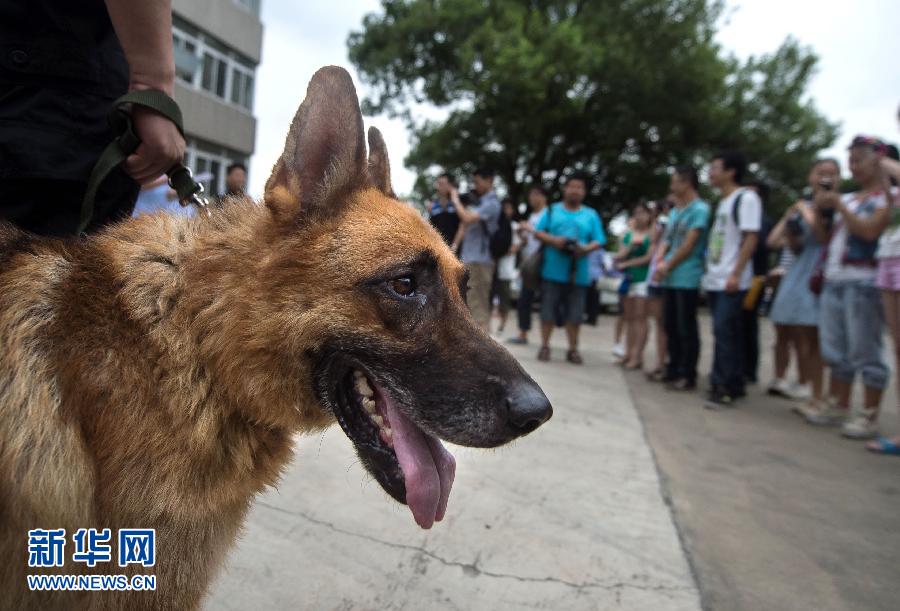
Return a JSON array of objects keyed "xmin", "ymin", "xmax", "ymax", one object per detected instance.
[{"xmin": 494, "ymin": 198, "xmax": 520, "ymax": 334}]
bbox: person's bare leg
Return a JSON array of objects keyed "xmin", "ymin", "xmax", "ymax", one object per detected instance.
[
  {"xmin": 565, "ymin": 322, "xmax": 580, "ymax": 352},
  {"xmin": 773, "ymin": 324, "xmax": 790, "ymax": 380},
  {"xmin": 614, "ymin": 296, "xmax": 625, "ymax": 344},
  {"xmin": 622, "ymin": 296, "xmax": 635, "ymax": 362},
  {"xmin": 830, "ymin": 378, "xmax": 852, "ymax": 409},
  {"xmin": 540, "ymin": 320, "xmax": 553, "ymax": 348},
  {"xmin": 626, "ymin": 297, "xmax": 648, "ymax": 367},
  {"xmin": 864, "ymin": 386, "xmax": 884, "ymax": 414},
  {"xmin": 872, "ymin": 291, "xmax": 900, "ymax": 446},
  {"xmin": 798, "ymin": 326, "xmax": 824, "ymax": 400},
  {"xmin": 650, "ymin": 296, "xmax": 667, "ymax": 372},
  {"xmin": 881, "ymin": 290, "xmax": 900, "ymax": 404}
]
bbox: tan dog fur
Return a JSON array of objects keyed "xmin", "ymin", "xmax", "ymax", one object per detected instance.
[{"xmin": 0, "ymin": 67, "xmax": 478, "ymax": 610}]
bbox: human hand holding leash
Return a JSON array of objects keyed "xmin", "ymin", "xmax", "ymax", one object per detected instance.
[
  {"xmin": 103, "ymin": 0, "xmax": 185, "ymax": 185},
  {"xmin": 124, "ymin": 104, "xmax": 186, "ymax": 185}
]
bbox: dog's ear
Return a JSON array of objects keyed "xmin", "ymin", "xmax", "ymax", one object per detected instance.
[
  {"xmin": 264, "ymin": 66, "xmax": 367, "ymax": 222},
  {"xmin": 367, "ymin": 127, "xmax": 395, "ymax": 198}
]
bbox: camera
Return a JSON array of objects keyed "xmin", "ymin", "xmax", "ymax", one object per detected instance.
[{"xmin": 562, "ymin": 238, "xmax": 578, "ymax": 254}]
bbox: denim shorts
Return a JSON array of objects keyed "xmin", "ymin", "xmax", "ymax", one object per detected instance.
[
  {"xmin": 540, "ymin": 280, "xmax": 587, "ymax": 325},
  {"xmin": 819, "ymin": 281, "xmax": 888, "ymax": 389}
]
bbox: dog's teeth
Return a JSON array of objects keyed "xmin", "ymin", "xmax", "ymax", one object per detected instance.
[
  {"xmin": 381, "ymin": 428, "xmax": 394, "ymax": 447},
  {"xmin": 353, "ymin": 374, "xmax": 374, "ymax": 398},
  {"xmin": 362, "ymin": 398, "xmax": 376, "ymax": 414},
  {"xmin": 372, "ymin": 415, "xmax": 384, "ymax": 428},
  {"xmin": 357, "ymin": 383, "xmax": 374, "ymax": 398}
]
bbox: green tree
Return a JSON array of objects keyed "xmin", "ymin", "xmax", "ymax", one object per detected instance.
[{"xmin": 348, "ymin": 0, "xmax": 837, "ymax": 220}]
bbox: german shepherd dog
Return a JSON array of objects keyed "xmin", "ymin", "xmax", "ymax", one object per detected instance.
[{"xmin": 0, "ymin": 66, "xmax": 551, "ymax": 610}]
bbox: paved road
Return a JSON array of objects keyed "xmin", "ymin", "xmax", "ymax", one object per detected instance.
[
  {"xmin": 624, "ymin": 313, "xmax": 900, "ymax": 611},
  {"xmin": 205, "ymin": 325, "xmax": 700, "ymax": 610}
]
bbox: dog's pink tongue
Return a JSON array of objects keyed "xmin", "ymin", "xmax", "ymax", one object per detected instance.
[{"xmin": 381, "ymin": 395, "xmax": 455, "ymax": 529}]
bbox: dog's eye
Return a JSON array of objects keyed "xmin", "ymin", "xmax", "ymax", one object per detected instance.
[{"xmin": 389, "ymin": 276, "xmax": 416, "ymax": 297}]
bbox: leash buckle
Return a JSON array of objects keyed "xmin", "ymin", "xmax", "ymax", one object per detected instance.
[{"xmin": 168, "ymin": 165, "xmax": 212, "ymax": 217}]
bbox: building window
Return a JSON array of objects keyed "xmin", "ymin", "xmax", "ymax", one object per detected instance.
[
  {"xmin": 229, "ymin": 67, "xmax": 254, "ymax": 110},
  {"xmin": 185, "ymin": 139, "xmax": 247, "ymax": 197},
  {"xmin": 173, "ymin": 20, "xmax": 256, "ymax": 112}
]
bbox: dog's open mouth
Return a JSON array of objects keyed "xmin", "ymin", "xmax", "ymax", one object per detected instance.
[{"xmin": 333, "ymin": 369, "xmax": 456, "ymax": 529}]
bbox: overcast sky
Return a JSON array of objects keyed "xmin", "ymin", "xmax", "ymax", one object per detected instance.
[{"xmin": 247, "ymin": 0, "xmax": 900, "ymax": 199}]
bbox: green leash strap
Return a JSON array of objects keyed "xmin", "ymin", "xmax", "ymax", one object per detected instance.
[{"xmin": 79, "ymin": 89, "xmax": 208, "ymax": 234}]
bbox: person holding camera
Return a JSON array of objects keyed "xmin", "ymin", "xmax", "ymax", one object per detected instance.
[
  {"xmin": 449, "ymin": 168, "xmax": 501, "ymax": 333},
  {"xmin": 767, "ymin": 158, "xmax": 839, "ymax": 415},
  {"xmin": 533, "ymin": 172, "xmax": 606, "ymax": 364},
  {"xmin": 805, "ymin": 136, "xmax": 892, "ymax": 439}
]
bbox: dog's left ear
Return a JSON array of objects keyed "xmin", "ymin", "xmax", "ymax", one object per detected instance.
[
  {"xmin": 367, "ymin": 127, "xmax": 395, "ymax": 198},
  {"xmin": 264, "ymin": 66, "xmax": 367, "ymax": 223}
]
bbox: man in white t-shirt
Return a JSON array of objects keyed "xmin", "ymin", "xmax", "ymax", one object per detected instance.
[{"xmin": 702, "ymin": 151, "xmax": 762, "ymax": 408}]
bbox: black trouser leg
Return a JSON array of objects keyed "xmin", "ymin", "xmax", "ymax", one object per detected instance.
[{"xmin": 517, "ymin": 287, "xmax": 535, "ymax": 332}]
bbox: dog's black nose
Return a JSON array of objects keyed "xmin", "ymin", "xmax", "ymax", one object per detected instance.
[{"xmin": 506, "ymin": 382, "xmax": 552, "ymax": 435}]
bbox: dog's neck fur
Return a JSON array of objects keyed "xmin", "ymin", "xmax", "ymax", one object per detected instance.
[{"xmin": 97, "ymin": 197, "xmax": 332, "ymax": 434}]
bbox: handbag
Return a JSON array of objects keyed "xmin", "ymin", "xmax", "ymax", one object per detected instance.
[{"xmin": 520, "ymin": 204, "xmax": 553, "ymax": 291}]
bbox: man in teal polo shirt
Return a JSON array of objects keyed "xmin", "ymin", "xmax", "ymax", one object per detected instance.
[
  {"xmin": 653, "ymin": 166, "xmax": 710, "ymax": 389},
  {"xmin": 534, "ymin": 172, "xmax": 606, "ymax": 364}
]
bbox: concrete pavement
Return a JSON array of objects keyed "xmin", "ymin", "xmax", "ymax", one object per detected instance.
[
  {"xmin": 205, "ymin": 326, "xmax": 701, "ymax": 610},
  {"xmin": 625, "ymin": 313, "xmax": 900, "ymax": 611}
]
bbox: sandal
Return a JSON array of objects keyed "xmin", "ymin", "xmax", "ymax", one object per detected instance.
[
  {"xmin": 866, "ymin": 436, "xmax": 900, "ymax": 455},
  {"xmin": 537, "ymin": 346, "xmax": 550, "ymax": 362},
  {"xmin": 646, "ymin": 368, "xmax": 665, "ymax": 382},
  {"xmin": 566, "ymin": 349, "xmax": 583, "ymax": 365}
]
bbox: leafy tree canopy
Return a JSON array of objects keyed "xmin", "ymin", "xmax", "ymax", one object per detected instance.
[{"xmin": 348, "ymin": 0, "xmax": 838, "ymax": 220}]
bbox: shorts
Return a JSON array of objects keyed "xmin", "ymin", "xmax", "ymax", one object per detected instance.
[
  {"xmin": 540, "ymin": 280, "xmax": 587, "ymax": 325},
  {"xmin": 876, "ymin": 256, "xmax": 900, "ymax": 291},
  {"xmin": 647, "ymin": 285, "xmax": 665, "ymax": 299},
  {"xmin": 628, "ymin": 281, "xmax": 649, "ymax": 298},
  {"xmin": 819, "ymin": 281, "xmax": 888, "ymax": 389},
  {"xmin": 466, "ymin": 262, "xmax": 495, "ymax": 326}
]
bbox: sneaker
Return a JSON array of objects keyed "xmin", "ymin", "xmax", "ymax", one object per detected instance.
[
  {"xmin": 794, "ymin": 398, "xmax": 821, "ymax": 417},
  {"xmin": 507, "ymin": 337, "xmax": 528, "ymax": 345},
  {"xmin": 704, "ymin": 388, "xmax": 736, "ymax": 410},
  {"xmin": 666, "ymin": 378, "xmax": 697, "ymax": 391},
  {"xmin": 841, "ymin": 407, "xmax": 879, "ymax": 439},
  {"xmin": 611, "ymin": 342, "xmax": 626, "ymax": 359},
  {"xmin": 786, "ymin": 383, "xmax": 812, "ymax": 401},
  {"xmin": 804, "ymin": 396, "xmax": 847, "ymax": 426},
  {"xmin": 767, "ymin": 378, "xmax": 793, "ymax": 398}
]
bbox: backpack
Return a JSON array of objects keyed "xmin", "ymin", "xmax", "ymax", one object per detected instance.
[
  {"xmin": 731, "ymin": 190, "xmax": 771, "ymax": 275},
  {"xmin": 488, "ymin": 213, "xmax": 513, "ymax": 259}
]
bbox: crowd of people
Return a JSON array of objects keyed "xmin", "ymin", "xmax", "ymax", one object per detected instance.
[{"xmin": 429, "ymin": 129, "xmax": 900, "ymax": 457}]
